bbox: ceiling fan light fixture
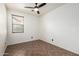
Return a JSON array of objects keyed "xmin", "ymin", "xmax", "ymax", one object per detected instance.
[
  {"xmin": 25, "ymin": 3, "xmax": 46, "ymax": 14},
  {"xmin": 34, "ymin": 8, "xmax": 38, "ymax": 11}
]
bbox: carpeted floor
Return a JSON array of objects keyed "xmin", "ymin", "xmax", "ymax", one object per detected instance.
[{"xmin": 4, "ymin": 40, "xmax": 79, "ymax": 56}]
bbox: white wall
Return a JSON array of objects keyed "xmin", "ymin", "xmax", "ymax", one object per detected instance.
[
  {"xmin": 40, "ymin": 4, "xmax": 79, "ymax": 54},
  {"xmin": 0, "ymin": 4, "xmax": 7, "ymax": 55},
  {"xmin": 7, "ymin": 10, "xmax": 40, "ymax": 45}
]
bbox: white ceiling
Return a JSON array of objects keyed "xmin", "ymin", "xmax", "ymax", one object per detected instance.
[{"xmin": 6, "ymin": 3, "xmax": 65, "ymax": 16}]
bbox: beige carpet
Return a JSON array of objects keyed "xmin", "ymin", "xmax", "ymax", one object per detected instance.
[{"xmin": 4, "ymin": 40, "xmax": 79, "ymax": 56}]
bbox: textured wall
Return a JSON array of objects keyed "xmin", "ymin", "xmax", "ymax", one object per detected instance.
[
  {"xmin": 7, "ymin": 10, "xmax": 40, "ymax": 45},
  {"xmin": 40, "ymin": 4, "xmax": 79, "ymax": 54}
]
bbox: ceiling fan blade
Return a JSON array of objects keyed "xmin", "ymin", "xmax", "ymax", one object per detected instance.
[
  {"xmin": 24, "ymin": 7, "xmax": 34, "ymax": 9},
  {"xmin": 38, "ymin": 3, "xmax": 46, "ymax": 8},
  {"xmin": 37, "ymin": 11, "xmax": 40, "ymax": 14}
]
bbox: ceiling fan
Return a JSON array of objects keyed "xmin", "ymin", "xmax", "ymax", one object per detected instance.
[{"xmin": 24, "ymin": 3, "xmax": 46, "ymax": 14}]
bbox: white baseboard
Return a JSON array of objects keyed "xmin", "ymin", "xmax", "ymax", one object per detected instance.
[{"xmin": 41, "ymin": 39, "xmax": 79, "ymax": 55}]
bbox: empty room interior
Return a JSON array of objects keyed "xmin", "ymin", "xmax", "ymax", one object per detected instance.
[{"xmin": 0, "ymin": 3, "xmax": 79, "ymax": 56}]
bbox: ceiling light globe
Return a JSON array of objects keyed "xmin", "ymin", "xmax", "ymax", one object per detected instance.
[{"xmin": 34, "ymin": 8, "xmax": 38, "ymax": 11}]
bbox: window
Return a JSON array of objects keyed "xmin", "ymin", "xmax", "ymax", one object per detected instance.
[{"xmin": 12, "ymin": 14, "xmax": 24, "ymax": 33}]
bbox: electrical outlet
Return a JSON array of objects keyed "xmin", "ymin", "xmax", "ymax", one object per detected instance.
[
  {"xmin": 31, "ymin": 36, "xmax": 33, "ymax": 39},
  {"xmin": 52, "ymin": 38, "xmax": 54, "ymax": 41}
]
